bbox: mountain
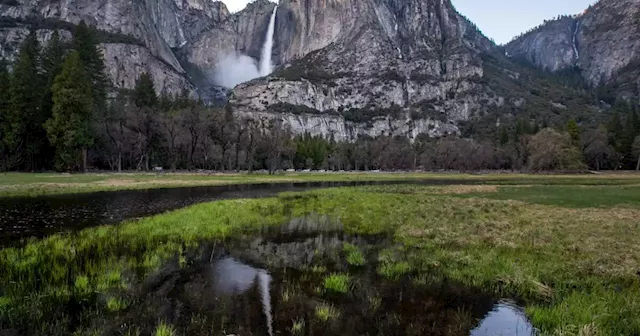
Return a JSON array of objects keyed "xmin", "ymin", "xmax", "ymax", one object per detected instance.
[
  {"xmin": 231, "ymin": 0, "xmax": 600, "ymax": 140},
  {"xmin": 0, "ymin": 0, "xmax": 623, "ymax": 141},
  {"xmin": 0, "ymin": 0, "xmax": 276, "ymax": 96},
  {"xmin": 505, "ymin": 0, "xmax": 640, "ymax": 102}
]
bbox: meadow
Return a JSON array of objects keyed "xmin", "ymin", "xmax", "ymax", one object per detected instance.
[
  {"xmin": 1, "ymin": 171, "xmax": 640, "ymax": 197},
  {"xmin": 0, "ymin": 174, "xmax": 639, "ymax": 335}
]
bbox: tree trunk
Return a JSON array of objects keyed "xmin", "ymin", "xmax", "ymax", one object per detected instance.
[
  {"xmin": 117, "ymin": 151, "xmax": 122, "ymax": 173},
  {"xmin": 82, "ymin": 148, "xmax": 88, "ymax": 172},
  {"xmin": 636, "ymin": 154, "xmax": 640, "ymax": 171},
  {"xmin": 145, "ymin": 153, "xmax": 150, "ymax": 171}
]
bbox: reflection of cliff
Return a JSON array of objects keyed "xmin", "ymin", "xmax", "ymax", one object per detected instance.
[{"xmin": 231, "ymin": 214, "xmax": 382, "ymax": 269}]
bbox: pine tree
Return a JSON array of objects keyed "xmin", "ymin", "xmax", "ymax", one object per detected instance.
[
  {"xmin": 132, "ymin": 72, "xmax": 158, "ymax": 171},
  {"xmin": 45, "ymin": 51, "xmax": 94, "ymax": 171},
  {"xmin": 499, "ymin": 126, "xmax": 509, "ymax": 146},
  {"xmin": 0, "ymin": 60, "xmax": 12, "ymax": 170},
  {"xmin": 41, "ymin": 30, "xmax": 66, "ymax": 120},
  {"xmin": 73, "ymin": 21, "xmax": 108, "ymax": 112},
  {"xmin": 566, "ymin": 118, "xmax": 580, "ymax": 146},
  {"xmin": 9, "ymin": 30, "xmax": 44, "ymax": 170},
  {"xmin": 133, "ymin": 72, "xmax": 157, "ymax": 108},
  {"xmin": 607, "ymin": 111, "xmax": 623, "ymax": 149}
]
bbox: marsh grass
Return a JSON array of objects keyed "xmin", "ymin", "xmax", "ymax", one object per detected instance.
[
  {"xmin": 459, "ymin": 185, "xmax": 640, "ymax": 208},
  {"xmin": 2, "ymin": 171, "xmax": 640, "ymax": 197},
  {"xmin": 154, "ymin": 322, "xmax": 176, "ymax": 336},
  {"xmin": 315, "ymin": 303, "xmax": 339, "ymax": 322},
  {"xmin": 1, "ymin": 183, "xmax": 640, "ymax": 334},
  {"xmin": 291, "ymin": 318, "xmax": 305, "ymax": 335},
  {"xmin": 323, "ymin": 274, "xmax": 350, "ymax": 293},
  {"xmin": 343, "ymin": 243, "xmax": 366, "ymax": 266}
]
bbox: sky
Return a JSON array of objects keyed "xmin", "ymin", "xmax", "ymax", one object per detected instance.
[
  {"xmin": 219, "ymin": 0, "xmax": 596, "ymax": 44},
  {"xmin": 451, "ymin": 0, "xmax": 597, "ymax": 44}
]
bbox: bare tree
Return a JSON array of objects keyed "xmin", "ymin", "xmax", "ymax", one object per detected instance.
[
  {"xmin": 262, "ymin": 120, "xmax": 293, "ymax": 174},
  {"xmin": 100, "ymin": 92, "xmax": 129, "ymax": 172},
  {"xmin": 528, "ymin": 128, "xmax": 585, "ymax": 171},
  {"xmin": 582, "ymin": 126, "xmax": 615, "ymax": 171}
]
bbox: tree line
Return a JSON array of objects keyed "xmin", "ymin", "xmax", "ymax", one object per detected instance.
[{"xmin": 1, "ymin": 24, "xmax": 639, "ymax": 173}]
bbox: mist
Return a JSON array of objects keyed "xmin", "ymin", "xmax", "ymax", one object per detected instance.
[{"xmin": 212, "ymin": 52, "xmax": 261, "ymax": 88}]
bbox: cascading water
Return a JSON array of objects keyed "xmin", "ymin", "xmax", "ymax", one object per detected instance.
[
  {"xmin": 260, "ymin": 5, "xmax": 278, "ymax": 76},
  {"xmin": 572, "ymin": 21, "xmax": 580, "ymax": 60}
]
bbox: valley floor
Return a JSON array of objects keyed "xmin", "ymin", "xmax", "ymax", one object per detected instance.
[
  {"xmin": 1, "ymin": 171, "xmax": 640, "ymax": 197},
  {"xmin": 1, "ymin": 176, "xmax": 639, "ymax": 334}
]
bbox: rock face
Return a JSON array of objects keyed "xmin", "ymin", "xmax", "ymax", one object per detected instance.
[
  {"xmin": 0, "ymin": 0, "xmax": 624, "ymax": 140},
  {"xmin": 506, "ymin": 0, "xmax": 640, "ymax": 92},
  {"xmin": 230, "ymin": 0, "xmax": 541, "ymax": 140}
]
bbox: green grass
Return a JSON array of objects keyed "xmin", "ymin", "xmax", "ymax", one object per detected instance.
[
  {"xmin": 1, "ymin": 171, "xmax": 640, "ymax": 197},
  {"xmin": 106, "ymin": 297, "xmax": 127, "ymax": 312},
  {"xmin": 315, "ymin": 303, "xmax": 340, "ymax": 322},
  {"xmin": 323, "ymin": 273, "xmax": 351, "ymax": 293},
  {"xmin": 1, "ymin": 182, "xmax": 640, "ymax": 334},
  {"xmin": 461, "ymin": 185, "xmax": 640, "ymax": 208},
  {"xmin": 343, "ymin": 243, "xmax": 366, "ymax": 266},
  {"xmin": 154, "ymin": 322, "xmax": 176, "ymax": 336},
  {"xmin": 291, "ymin": 318, "xmax": 305, "ymax": 335}
]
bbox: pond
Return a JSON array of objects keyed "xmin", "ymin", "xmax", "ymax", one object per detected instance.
[
  {"xmin": 0, "ymin": 180, "xmax": 471, "ymax": 246},
  {"xmin": 0, "ymin": 183, "xmax": 536, "ymax": 335},
  {"xmin": 30, "ymin": 214, "xmax": 532, "ymax": 336}
]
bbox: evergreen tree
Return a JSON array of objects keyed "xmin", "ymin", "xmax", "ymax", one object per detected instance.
[
  {"xmin": 45, "ymin": 51, "xmax": 94, "ymax": 171},
  {"xmin": 607, "ymin": 111, "xmax": 623, "ymax": 149},
  {"xmin": 133, "ymin": 72, "xmax": 157, "ymax": 108},
  {"xmin": 499, "ymin": 126, "xmax": 509, "ymax": 146},
  {"xmin": 41, "ymin": 30, "xmax": 66, "ymax": 119},
  {"xmin": 39, "ymin": 30, "xmax": 67, "ymax": 168},
  {"xmin": 0, "ymin": 60, "xmax": 11, "ymax": 170},
  {"xmin": 9, "ymin": 30, "xmax": 44, "ymax": 170},
  {"xmin": 566, "ymin": 118, "xmax": 580, "ymax": 146},
  {"xmin": 132, "ymin": 72, "xmax": 158, "ymax": 171},
  {"xmin": 73, "ymin": 21, "xmax": 108, "ymax": 112}
]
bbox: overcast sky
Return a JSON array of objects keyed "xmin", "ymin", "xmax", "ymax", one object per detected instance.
[{"xmin": 219, "ymin": 0, "xmax": 596, "ymax": 44}]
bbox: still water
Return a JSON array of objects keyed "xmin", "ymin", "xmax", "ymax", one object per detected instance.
[
  {"xmin": 95, "ymin": 215, "xmax": 535, "ymax": 336},
  {"xmin": 0, "ymin": 180, "xmax": 470, "ymax": 245}
]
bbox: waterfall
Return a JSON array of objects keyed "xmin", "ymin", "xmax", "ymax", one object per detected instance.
[
  {"xmin": 258, "ymin": 271, "xmax": 274, "ymax": 336},
  {"xmin": 572, "ymin": 21, "xmax": 580, "ymax": 60},
  {"xmin": 260, "ymin": 6, "xmax": 278, "ymax": 76}
]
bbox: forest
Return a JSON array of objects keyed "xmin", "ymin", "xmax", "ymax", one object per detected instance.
[{"xmin": 1, "ymin": 24, "xmax": 640, "ymax": 173}]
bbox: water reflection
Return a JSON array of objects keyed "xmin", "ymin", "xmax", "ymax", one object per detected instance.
[
  {"xmin": 102, "ymin": 216, "xmax": 535, "ymax": 335},
  {"xmin": 212, "ymin": 257, "xmax": 273, "ymax": 336},
  {"xmin": 471, "ymin": 300, "xmax": 535, "ymax": 336},
  {"xmin": 0, "ymin": 179, "xmax": 470, "ymax": 246}
]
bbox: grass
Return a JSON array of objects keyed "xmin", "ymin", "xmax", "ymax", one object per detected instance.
[
  {"xmin": 323, "ymin": 273, "xmax": 351, "ymax": 293},
  {"xmin": 1, "ymin": 171, "xmax": 640, "ymax": 197},
  {"xmin": 315, "ymin": 303, "xmax": 340, "ymax": 322},
  {"xmin": 460, "ymin": 185, "xmax": 640, "ymax": 208},
  {"xmin": 1, "ymin": 182, "xmax": 640, "ymax": 334},
  {"xmin": 291, "ymin": 318, "xmax": 305, "ymax": 334},
  {"xmin": 343, "ymin": 243, "xmax": 366, "ymax": 266},
  {"xmin": 154, "ymin": 322, "xmax": 176, "ymax": 336}
]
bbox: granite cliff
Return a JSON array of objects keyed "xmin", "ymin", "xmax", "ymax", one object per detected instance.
[
  {"xmin": 505, "ymin": 0, "xmax": 640, "ymax": 101},
  {"xmin": 2, "ymin": 0, "xmax": 630, "ymax": 141}
]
